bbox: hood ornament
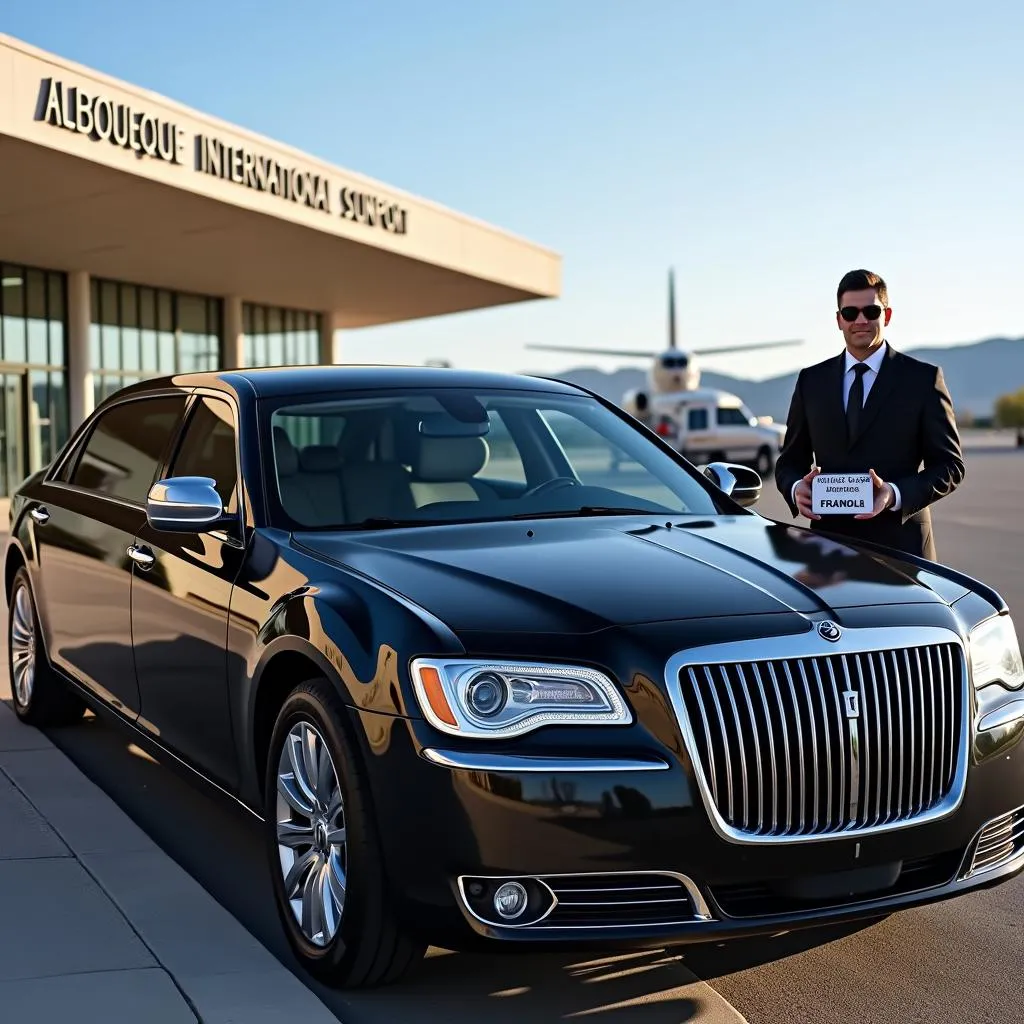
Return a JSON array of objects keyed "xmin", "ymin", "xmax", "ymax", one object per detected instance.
[{"xmin": 817, "ymin": 620, "xmax": 842, "ymax": 642}]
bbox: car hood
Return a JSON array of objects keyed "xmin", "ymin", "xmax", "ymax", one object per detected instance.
[{"xmin": 293, "ymin": 514, "xmax": 970, "ymax": 634}]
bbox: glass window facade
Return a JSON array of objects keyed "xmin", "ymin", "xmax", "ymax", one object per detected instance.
[
  {"xmin": 243, "ymin": 302, "xmax": 320, "ymax": 367},
  {"xmin": 90, "ymin": 278, "xmax": 222, "ymax": 407},
  {"xmin": 0, "ymin": 262, "xmax": 68, "ymax": 495}
]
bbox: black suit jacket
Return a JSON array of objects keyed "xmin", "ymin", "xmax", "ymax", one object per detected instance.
[{"xmin": 774, "ymin": 344, "xmax": 965, "ymax": 561}]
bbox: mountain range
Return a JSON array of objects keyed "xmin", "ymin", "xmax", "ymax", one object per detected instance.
[{"xmin": 533, "ymin": 336, "xmax": 1024, "ymax": 424}]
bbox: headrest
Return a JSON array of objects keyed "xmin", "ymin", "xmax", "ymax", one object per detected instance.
[
  {"xmin": 414, "ymin": 435, "xmax": 489, "ymax": 482},
  {"xmin": 273, "ymin": 426, "xmax": 298, "ymax": 477},
  {"xmin": 299, "ymin": 445, "xmax": 342, "ymax": 473}
]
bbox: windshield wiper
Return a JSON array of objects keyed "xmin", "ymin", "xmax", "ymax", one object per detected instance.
[
  {"xmin": 509, "ymin": 506, "xmax": 664, "ymax": 521},
  {"xmin": 341, "ymin": 517, "xmax": 449, "ymax": 530},
  {"xmin": 334, "ymin": 508, "xmax": 667, "ymax": 529}
]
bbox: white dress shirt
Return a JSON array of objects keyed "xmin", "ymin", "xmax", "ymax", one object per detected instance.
[
  {"xmin": 843, "ymin": 342, "xmax": 887, "ymax": 409},
  {"xmin": 792, "ymin": 341, "xmax": 902, "ymax": 511}
]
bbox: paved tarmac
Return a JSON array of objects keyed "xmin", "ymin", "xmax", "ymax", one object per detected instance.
[{"xmin": 2, "ymin": 435, "xmax": 1021, "ymax": 1022}]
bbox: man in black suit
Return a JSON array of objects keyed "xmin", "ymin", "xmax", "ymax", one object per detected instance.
[{"xmin": 774, "ymin": 269, "xmax": 965, "ymax": 561}]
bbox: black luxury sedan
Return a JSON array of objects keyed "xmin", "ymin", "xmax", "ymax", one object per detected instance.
[{"xmin": 5, "ymin": 366, "xmax": 1024, "ymax": 988}]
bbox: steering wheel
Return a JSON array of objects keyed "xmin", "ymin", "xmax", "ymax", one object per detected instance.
[{"xmin": 520, "ymin": 476, "xmax": 581, "ymax": 500}]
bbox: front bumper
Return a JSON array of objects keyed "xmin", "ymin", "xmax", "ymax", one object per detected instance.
[
  {"xmin": 356, "ymin": 707, "xmax": 1024, "ymax": 953},
  {"xmin": 450, "ymin": 826, "xmax": 1024, "ymax": 949},
  {"xmin": 354, "ymin": 613, "xmax": 1024, "ymax": 952}
]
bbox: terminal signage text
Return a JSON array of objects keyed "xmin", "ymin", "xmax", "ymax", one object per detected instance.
[
  {"xmin": 38, "ymin": 78, "xmax": 186, "ymax": 164},
  {"xmin": 35, "ymin": 78, "xmax": 409, "ymax": 235}
]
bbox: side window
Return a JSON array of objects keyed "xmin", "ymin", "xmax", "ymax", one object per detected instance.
[
  {"xmin": 69, "ymin": 395, "xmax": 186, "ymax": 504},
  {"xmin": 716, "ymin": 407, "xmax": 750, "ymax": 426},
  {"xmin": 167, "ymin": 397, "xmax": 239, "ymax": 513},
  {"xmin": 688, "ymin": 408, "xmax": 709, "ymax": 430}
]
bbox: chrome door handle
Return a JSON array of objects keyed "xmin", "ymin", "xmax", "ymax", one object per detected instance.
[
  {"xmin": 29, "ymin": 507, "xmax": 49, "ymax": 525},
  {"xmin": 126, "ymin": 544, "xmax": 155, "ymax": 570}
]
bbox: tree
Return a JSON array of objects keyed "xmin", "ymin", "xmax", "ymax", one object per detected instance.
[{"xmin": 994, "ymin": 387, "xmax": 1024, "ymax": 447}]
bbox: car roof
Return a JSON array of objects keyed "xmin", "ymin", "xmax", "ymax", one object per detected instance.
[{"xmin": 111, "ymin": 365, "xmax": 590, "ymax": 401}]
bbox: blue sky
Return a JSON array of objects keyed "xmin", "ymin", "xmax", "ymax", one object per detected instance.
[{"xmin": 5, "ymin": 1, "xmax": 1024, "ymax": 384}]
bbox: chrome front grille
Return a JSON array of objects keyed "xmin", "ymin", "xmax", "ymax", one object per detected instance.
[{"xmin": 668, "ymin": 628, "xmax": 967, "ymax": 843}]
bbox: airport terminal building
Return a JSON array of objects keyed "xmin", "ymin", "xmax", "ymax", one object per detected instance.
[{"xmin": 0, "ymin": 33, "xmax": 561, "ymax": 497}]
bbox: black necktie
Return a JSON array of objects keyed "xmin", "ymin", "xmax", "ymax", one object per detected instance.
[{"xmin": 846, "ymin": 363, "xmax": 868, "ymax": 440}]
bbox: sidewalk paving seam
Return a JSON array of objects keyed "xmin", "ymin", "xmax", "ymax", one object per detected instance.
[
  {"xmin": 0, "ymin": 853, "xmax": 69, "ymax": 861},
  {"xmin": 0, "ymin": 755, "xmax": 207, "ymax": 1023},
  {"xmin": 0, "ymin": 965, "xmax": 187, "ymax": 983}
]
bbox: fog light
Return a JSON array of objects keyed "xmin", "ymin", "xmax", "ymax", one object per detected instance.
[{"xmin": 493, "ymin": 881, "xmax": 528, "ymax": 920}]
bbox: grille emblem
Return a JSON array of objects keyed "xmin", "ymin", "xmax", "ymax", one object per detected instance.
[
  {"xmin": 817, "ymin": 620, "xmax": 842, "ymax": 642},
  {"xmin": 843, "ymin": 690, "xmax": 860, "ymax": 719}
]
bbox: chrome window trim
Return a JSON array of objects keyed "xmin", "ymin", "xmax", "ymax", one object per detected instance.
[
  {"xmin": 421, "ymin": 749, "xmax": 669, "ymax": 772},
  {"xmin": 43, "ymin": 479, "xmax": 146, "ymax": 513},
  {"xmin": 663, "ymin": 623, "xmax": 970, "ymax": 846}
]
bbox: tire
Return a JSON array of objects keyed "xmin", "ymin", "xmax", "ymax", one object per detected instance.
[
  {"xmin": 755, "ymin": 446, "xmax": 774, "ymax": 476},
  {"xmin": 264, "ymin": 677, "xmax": 426, "ymax": 988},
  {"xmin": 7, "ymin": 567, "xmax": 86, "ymax": 727}
]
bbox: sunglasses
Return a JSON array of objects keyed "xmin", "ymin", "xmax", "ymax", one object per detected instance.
[{"xmin": 839, "ymin": 304, "xmax": 885, "ymax": 322}]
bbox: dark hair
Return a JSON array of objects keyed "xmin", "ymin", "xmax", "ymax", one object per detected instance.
[{"xmin": 837, "ymin": 269, "xmax": 888, "ymax": 308}]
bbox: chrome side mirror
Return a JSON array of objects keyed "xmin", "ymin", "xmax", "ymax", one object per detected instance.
[
  {"xmin": 699, "ymin": 461, "xmax": 762, "ymax": 507},
  {"xmin": 146, "ymin": 476, "xmax": 224, "ymax": 532}
]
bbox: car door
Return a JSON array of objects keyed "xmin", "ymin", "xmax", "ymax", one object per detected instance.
[
  {"xmin": 681, "ymin": 405, "xmax": 714, "ymax": 459},
  {"xmin": 31, "ymin": 392, "xmax": 188, "ymax": 717},
  {"xmin": 714, "ymin": 405, "xmax": 760, "ymax": 462},
  {"xmin": 129, "ymin": 392, "xmax": 248, "ymax": 790}
]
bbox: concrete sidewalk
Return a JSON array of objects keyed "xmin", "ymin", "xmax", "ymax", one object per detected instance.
[{"xmin": 0, "ymin": 698, "xmax": 340, "ymax": 1022}]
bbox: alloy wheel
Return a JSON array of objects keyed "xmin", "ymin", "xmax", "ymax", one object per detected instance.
[
  {"xmin": 275, "ymin": 720, "xmax": 348, "ymax": 947},
  {"xmin": 10, "ymin": 585, "xmax": 36, "ymax": 708}
]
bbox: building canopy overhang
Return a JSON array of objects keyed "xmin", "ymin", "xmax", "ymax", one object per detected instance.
[{"xmin": 0, "ymin": 34, "xmax": 561, "ymax": 325}]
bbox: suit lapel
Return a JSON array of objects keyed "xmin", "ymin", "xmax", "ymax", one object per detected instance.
[
  {"xmin": 850, "ymin": 344, "xmax": 900, "ymax": 447},
  {"xmin": 824, "ymin": 353, "xmax": 848, "ymax": 453}
]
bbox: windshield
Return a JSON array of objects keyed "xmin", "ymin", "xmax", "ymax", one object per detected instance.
[{"xmin": 266, "ymin": 387, "xmax": 723, "ymax": 529}]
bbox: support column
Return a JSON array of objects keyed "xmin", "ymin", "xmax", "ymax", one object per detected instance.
[
  {"xmin": 67, "ymin": 271, "xmax": 93, "ymax": 430},
  {"xmin": 222, "ymin": 295, "xmax": 244, "ymax": 369},
  {"xmin": 318, "ymin": 311, "xmax": 342, "ymax": 365}
]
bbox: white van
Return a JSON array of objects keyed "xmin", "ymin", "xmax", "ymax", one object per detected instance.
[{"xmin": 645, "ymin": 388, "xmax": 785, "ymax": 475}]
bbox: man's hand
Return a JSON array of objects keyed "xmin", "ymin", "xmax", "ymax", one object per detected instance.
[
  {"xmin": 794, "ymin": 466, "xmax": 821, "ymax": 520},
  {"xmin": 854, "ymin": 468, "xmax": 896, "ymax": 519}
]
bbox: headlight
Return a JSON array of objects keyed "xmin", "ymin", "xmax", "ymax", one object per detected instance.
[
  {"xmin": 410, "ymin": 658, "xmax": 631, "ymax": 738},
  {"xmin": 969, "ymin": 615, "xmax": 1024, "ymax": 691}
]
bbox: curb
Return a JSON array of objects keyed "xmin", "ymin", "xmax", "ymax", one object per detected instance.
[{"xmin": 0, "ymin": 699, "xmax": 339, "ymax": 1023}]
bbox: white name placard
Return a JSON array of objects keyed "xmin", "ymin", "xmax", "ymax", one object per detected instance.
[{"xmin": 812, "ymin": 473, "xmax": 873, "ymax": 515}]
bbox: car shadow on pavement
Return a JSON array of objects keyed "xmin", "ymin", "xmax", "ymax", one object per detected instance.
[{"xmin": 353, "ymin": 914, "xmax": 874, "ymax": 1022}]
